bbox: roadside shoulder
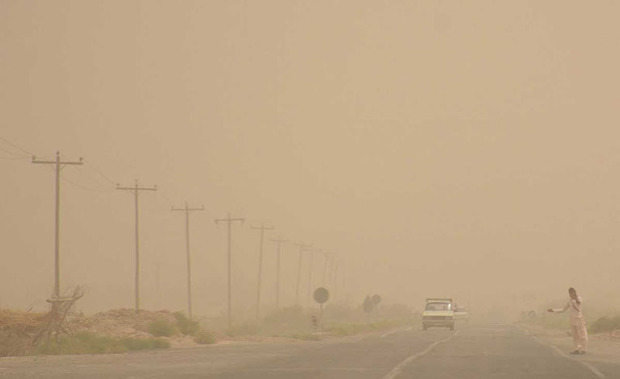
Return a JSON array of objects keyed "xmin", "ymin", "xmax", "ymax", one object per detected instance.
[{"xmin": 519, "ymin": 323, "xmax": 620, "ymax": 365}]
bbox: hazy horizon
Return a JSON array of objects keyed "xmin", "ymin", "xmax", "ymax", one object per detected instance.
[{"xmin": 2, "ymin": 1, "xmax": 619, "ymax": 320}]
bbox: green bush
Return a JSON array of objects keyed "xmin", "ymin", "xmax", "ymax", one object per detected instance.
[
  {"xmin": 33, "ymin": 332, "xmax": 170, "ymax": 355},
  {"xmin": 173, "ymin": 312, "xmax": 200, "ymax": 336},
  {"xmin": 194, "ymin": 331, "xmax": 217, "ymax": 344},
  {"xmin": 289, "ymin": 333, "xmax": 322, "ymax": 341},
  {"xmin": 589, "ymin": 315, "xmax": 620, "ymax": 334},
  {"xmin": 325, "ymin": 320, "xmax": 397, "ymax": 337},
  {"xmin": 148, "ymin": 318, "xmax": 177, "ymax": 337}
]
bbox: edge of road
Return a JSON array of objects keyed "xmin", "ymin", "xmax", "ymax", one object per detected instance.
[{"xmin": 518, "ymin": 323, "xmax": 620, "ymax": 379}]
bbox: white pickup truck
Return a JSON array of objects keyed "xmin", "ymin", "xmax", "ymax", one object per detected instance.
[{"xmin": 422, "ymin": 298, "xmax": 455, "ymax": 330}]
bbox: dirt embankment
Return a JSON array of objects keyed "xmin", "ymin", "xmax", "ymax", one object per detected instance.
[
  {"xmin": 1, "ymin": 307, "xmax": 315, "ymax": 356},
  {"xmin": 68, "ymin": 308, "xmax": 177, "ymax": 338},
  {"xmin": 0, "ymin": 308, "xmax": 200, "ymax": 355}
]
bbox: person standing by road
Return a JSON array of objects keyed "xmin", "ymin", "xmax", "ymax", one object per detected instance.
[{"xmin": 547, "ymin": 287, "xmax": 588, "ymax": 354}]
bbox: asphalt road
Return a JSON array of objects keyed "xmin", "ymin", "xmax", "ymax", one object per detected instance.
[{"xmin": 1, "ymin": 324, "xmax": 619, "ymax": 378}]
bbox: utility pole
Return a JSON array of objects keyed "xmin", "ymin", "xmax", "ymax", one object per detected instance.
[
  {"xmin": 251, "ymin": 224, "xmax": 274, "ymax": 321},
  {"xmin": 322, "ymin": 252, "xmax": 334, "ymax": 287},
  {"xmin": 270, "ymin": 237, "xmax": 288, "ymax": 310},
  {"xmin": 155, "ymin": 260, "xmax": 162, "ymax": 310},
  {"xmin": 332, "ymin": 260, "xmax": 340, "ymax": 302},
  {"xmin": 293, "ymin": 243, "xmax": 311, "ymax": 307},
  {"xmin": 340, "ymin": 261, "xmax": 346, "ymax": 304},
  {"xmin": 306, "ymin": 249, "xmax": 319, "ymax": 308},
  {"xmin": 171, "ymin": 202, "xmax": 204, "ymax": 320},
  {"xmin": 116, "ymin": 180, "xmax": 157, "ymax": 312},
  {"xmin": 32, "ymin": 151, "xmax": 83, "ymax": 299},
  {"xmin": 215, "ymin": 213, "xmax": 244, "ymax": 330}
]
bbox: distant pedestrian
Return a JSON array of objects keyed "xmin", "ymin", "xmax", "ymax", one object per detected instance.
[{"xmin": 547, "ymin": 287, "xmax": 588, "ymax": 354}]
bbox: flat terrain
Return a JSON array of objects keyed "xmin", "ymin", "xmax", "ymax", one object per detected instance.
[{"xmin": 1, "ymin": 324, "xmax": 619, "ymax": 378}]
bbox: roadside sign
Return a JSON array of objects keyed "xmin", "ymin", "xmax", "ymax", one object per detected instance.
[{"xmin": 313, "ymin": 287, "xmax": 329, "ymax": 304}]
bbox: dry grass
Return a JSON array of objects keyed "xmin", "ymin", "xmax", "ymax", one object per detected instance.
[{"xmin": 0, "ymin": 309, "xmax": 47, "ymax": 356}]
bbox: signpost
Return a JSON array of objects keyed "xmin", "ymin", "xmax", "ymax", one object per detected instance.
[{"xmin": 313, "ymin": 287, "xmax": 329, "ymax": 330}]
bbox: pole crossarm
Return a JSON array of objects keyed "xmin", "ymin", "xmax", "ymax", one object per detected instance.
[
  {"xmin": 31, "ymin": 151, "xmax": 83, "ymax": 300},
  {"xmin": 32, "ymin": 156, "xmax": 84, "ymax": 167},
  {"xmin": 116, "ymin": 185, "xmax": 157, "ymax": 193},
  {"xmin": 171, "ymin": 204, "xmax": 205, "ymax": 212},
  {"xmin": 215, "ymin": 216, "xmax": 245, "ymax": 224}
]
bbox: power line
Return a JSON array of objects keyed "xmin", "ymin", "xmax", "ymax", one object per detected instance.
[
  {"xmin": 157, "ymin": 188, "xmax": 176, "ymax": 205},
  {"xmin": 74, "ymin": 165, "xmax": 117, "ymax": 190},
  {"xmin": 0, "ymin": 145, "xmax": 28, "ymax": 158},
  {"xmin": 0, "ymin": 135, "xmax": 119, "ymax": 190},
  {"xmin": 60, "ymin": 173, "xmax": 114, "ymax": 193},
  {"xmin": 0, "ymin": 155, "xmax": 29, "ymax": 160},
  {"xmin": 0, "ymin": 136, "xmax": 35, "ymax": 157},
  {"xmin": 85, "ymin": 161, "xmax": 117, "ymax": 186},
  {"xmin": 38, "ymin": 161, "xmax": 113, "ymax": 193}
]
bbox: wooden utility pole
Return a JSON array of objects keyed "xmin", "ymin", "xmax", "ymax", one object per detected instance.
[
  {"xmin": 116, "ymin": 180, "xmax": 157, "ymax": 312},
  {"xmin": 251, "ymin": 224, "xmax": 274, "ymax": 321},
  {"xmin": 215, "ymin": 213, "xmax": 244, "ymax": 329},
  {"xmin": 332, "ymin": 260, "xmax": 340, "ymax": 302},
  {"xmin": 322, "ymin": 252, "xmax": 334, "ymax": 287},
  {"xmin": 270, "ymin": 237, "xmax": 288, "ymax": 310},
  {"xmin": 171, "ymin": 202, "xmax": 204, "ymax": 320},
  {"xmin": 32, "ymin": 151, "xmax": 83, "ymax": 299},
  {"xmin": 306, "ymin": 249, "xmax": 319, "ymax": 308},
  {"xmin": 293, "ymin": 243, "xmax": 311, "ymax": 307}
]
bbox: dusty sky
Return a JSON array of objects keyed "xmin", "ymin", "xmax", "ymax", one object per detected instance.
[{"xmin": 1, "ymin": 1, "xmax": 619, "ymax": 317}]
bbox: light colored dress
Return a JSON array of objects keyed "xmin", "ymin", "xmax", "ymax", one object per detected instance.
[{"xmin": 552, "ymin": 296, "xmax": 588, "ymax": 351}]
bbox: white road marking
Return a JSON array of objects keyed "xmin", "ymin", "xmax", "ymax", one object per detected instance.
[
  {"xmin": 534, "ymin": 337, "xmax": 606, "ymax": 379},
  {"xmin": 381, "ymin": 330, "xmax": 398, "ymax": 338},
  {"xmin": 381, "ymin": 326, "xmax": 414, "ymax": 337},
  {"xmin": 382, "ymin": 331, "xmax": 458, "ymax": 379}
]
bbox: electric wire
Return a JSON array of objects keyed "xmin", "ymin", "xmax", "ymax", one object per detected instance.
[{"xmin": 0, "ymin": 136, "xmax": 35, "ymax": 156}]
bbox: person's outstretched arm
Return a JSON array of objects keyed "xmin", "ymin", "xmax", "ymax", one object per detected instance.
[{"xmin": 547, "ymin": 301, "xmax": 570, "ymax": 313}]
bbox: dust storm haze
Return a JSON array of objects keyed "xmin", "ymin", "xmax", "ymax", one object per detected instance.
[{"xmin": 1, "ymin": 1, "xmax": 619, "ymax": 320}]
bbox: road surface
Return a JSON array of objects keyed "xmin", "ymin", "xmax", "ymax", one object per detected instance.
[{"xmin": 1, "ymin": 324, "xmax": 618, "ymax": 378}]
